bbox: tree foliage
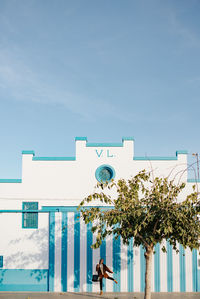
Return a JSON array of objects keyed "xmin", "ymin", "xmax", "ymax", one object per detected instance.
[
  {"xmin": 78, "ymin": 170, "xmax": 200, "ymax": 299},
  {"xmin": 79, "ymin": 170, "xmax": 200, "ymax": 251}
]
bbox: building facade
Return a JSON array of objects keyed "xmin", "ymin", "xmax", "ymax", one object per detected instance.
[{"xmin": 0, "ymin": 137, "xmax": 199, "ymax": 292}]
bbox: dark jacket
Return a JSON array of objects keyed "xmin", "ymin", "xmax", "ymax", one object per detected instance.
[{"xmin": 96, "ymin": 263, "xmax": 113, "ymax": 279}]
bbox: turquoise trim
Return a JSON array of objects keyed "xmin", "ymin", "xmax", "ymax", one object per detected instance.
[
  {"xmin": 22, "ymin": 150, "xmax": 35, "ymax": 155},
  {"xmin": 32, "ymin": 156, "xmax": 76, "ymax": 161},
  {"xmin": 0, "ymin": 179, "xmax": 22, "ymax": 183},
  {"xmin": 0, "ymin": 206, "xmax": 114, "ymax": 213},
  {"xmin": 154, "ymin": 243, "xmax": 160, "ymax": 292},
  {"xmin": 75, "ymin": 137, "xmax": 87, "ymax": 141},
  {"xmin": 187, "ymin": 179, "xmax": 200, "ymax": 183},
  {"xmin": 76, "ymin": 137, "xmax": 134, "ymax": 144},
  {"xmin": 179, "ymin": 244, "xmax": 186, "ymax": 292},
  {"xmin": 87, "ymin": 142, "xmax": 123, "ymax": 147},
  {"xmin": 61, "ymin": 212, "xmax": 68, "ymax": 292},
  {"xmin": 113, "ymin": 233, "xmax": 121, "ymax": 292},
  {"xmin": 127, "ymin": 238, "xmax": 134, "ymax": 292},
  {"xmin": 42, "ymin": 206, "xmax": 114, "ymax": 212},
  {"xmin": 176, "ymin": 150, "xmax": 188, "ymax": 155},
  {"xmin": 95, "ymin": 164, "xmax": 116, "ymax": 183},
  {"xmin": 0, "ymin": 210, "xmax": 48, "ymax": 213},
  {"xmin": 134, "ymin": 156, "xmax": 177, "ymax": 161},
  {"xmin": 0, "ymin": 269, "xmax": 48, "ymax": 291},
  {"xmin": 74, "ymin": 212, "xmax": 80, "ymax": 292},
  {"xmin": 167, "ymin": 241, "xmax": 173, "ymax": 292},
  {"xmin": 100, "ymin": 238, "xmax": 106, "ymax": 292},
  {"xmin": 140, "ymin": 246, "xmax": 145, "ymax": 292},
  {"xmin": 122, "ymin": 137, "xmax": 134, "ymax": 141},
  {"xmin": 49, "ymin": 212, "xmax": 55, "ymax": 292},
  {"xmin": 86, "ymin": 222, "xmax": 93, "ymax": 292},
  {"xmin": 192, "ymin": 249, "xmax": 198, "ymax": 292}
]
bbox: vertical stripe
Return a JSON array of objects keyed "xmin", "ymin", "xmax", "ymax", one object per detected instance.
[
  {"xmin": 167, "ymin": 241, "xmax": 173, "ymax": 292},
  {"xmin": 92, "ymin": 225, "xmax": 100, "ymax": 292},
  {"xmin": 113, "ymin": 235, "xmax": 121, "ymax": 292},
  {"xmin": 87, "ymin": 222, "xmax": 93, "ymax": 292},
  {"xmin": 100, "ymin": 239, "xmax": 106, "ymax": 292},
  {"xmin": 140, "ymin": 246, "xmax": 145, "ymax": 292},
  {"xmin": 185, "ymin": 247, "xmax": 193, "ymax": 292},
  {"xmin": 172, "ymin": 243, "xmax": 180, "ymax": 292},
  {"xmin": 192, "ymin": 249, "xmax": 197, "ymax": 292},
  {"xmin": 198, "ymin": 252, "xmax": 200, "ymax": 292},
  {"xmin": 154, "ymin": 243, "xmax": 160, "ymax": 292},
  {"xmin": 106, "ymin": 233, "xmax": 113, "ymax": 292},
  {"xmin": 80, "ymin": 218, "xmax": 87, "ymax": 292},
  {"xmin": 127, "ymin": 238, "xmax": 134, "ymax": 292},
  {"xmin": 54, "ymin": 212, "xmax": 62, "ymax": 292},
  {"xmin": 151, "ymin": 248, "xmax": 154, "ymax": 292},
  {"xmin": 61, "ymin": 212, "xmax": 68, "ymax": 292},
  {"xmin": 49, "ymin": 212, "xmax": 55, "ymax": 292},
  {"xmin": 74, "ymin": 212, "xmax": 80, "ymax": 292},
  {"xmin": 134, "ymin": 247, "xmax": 140, "ymax": 291},
  {"xmin": 120, "ymin": 242, "xmax": 127, "ymax": 291},
  {"xmin": 160, "ymin": 240, "xmax": 167, "ymax": 292},
  {"xmin": 67, "ymin": 213, "xmax": 74, "ymax": 292},
  {"xmin": 179, "ymin": 244, "xmax": 186, "ymax": 292}
]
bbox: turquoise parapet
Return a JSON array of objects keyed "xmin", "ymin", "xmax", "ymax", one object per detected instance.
[
  {"xmin": 133, "ymin": 150, "xmax": 188, "ymax": 161},
  {"xmin": 32, "ymin": 156, "xmax": 76, "ymax": 161},
  {"xmin": 0, "ymin": 179, "xmax": 22, "ymax": 183},
  {"xmin": 22, "ymin": 150, "xmax": 35, "ymax": 155},
  {"xmin": 122, "ymin": 137, "xmax": 134, "ymax": 141},
  {"xmin": 87, "ymin": 142, "xmax": 123, "ymax": 147},
  {"xmin": 176, "ymin": 150, "xmax": 188, "ymax": 155},
  {"xmin": 75, "ymin": 137, "xmax": 87, "ymax": 141},
  {"xmin": 134, "ymin": 156, "xmax": 177, "ymax": 161},
  {"xmin": 86, "ymin": 137, "xmax": 134, "ymax": 147}
]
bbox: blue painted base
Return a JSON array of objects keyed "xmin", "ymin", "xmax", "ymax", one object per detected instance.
[{"xmin": 0, "ymin": 269, "xmax": 49, "ymax": 292}]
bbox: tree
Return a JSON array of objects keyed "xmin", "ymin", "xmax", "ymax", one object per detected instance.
[{"xmin": 78, "ymin": 170, "xmax": 200, "ymax": 299}]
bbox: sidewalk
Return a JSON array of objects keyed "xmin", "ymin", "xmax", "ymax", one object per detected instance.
[{"xmin": 0, "ymin": 293, "xmax": 199, "ymax": 299}]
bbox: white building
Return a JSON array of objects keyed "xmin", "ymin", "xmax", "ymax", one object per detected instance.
[{"xmin": 0, "ymin": 137, "xmax": 199, "ymax": 292}]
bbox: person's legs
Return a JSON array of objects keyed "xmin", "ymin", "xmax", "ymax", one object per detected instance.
[
  {"xmin": 100, "ymin": 278, "xmax": 103, "ymax": 295},
  {"xmin": 107, "ymin": 276, "xmax": 118, "ymax": 284}
]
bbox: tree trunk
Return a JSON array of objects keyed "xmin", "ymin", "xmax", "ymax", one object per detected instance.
[{"xmin": 144, "ymin": 246, "xmax": 153, "ymax": 299}]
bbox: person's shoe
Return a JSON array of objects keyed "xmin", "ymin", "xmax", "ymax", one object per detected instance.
[
  {"xmin": 114, "ymin": 279, "xmax": 118, "ymax": 284},
  {"xmin": 100, "ymin": 290, "xmax": 103, "ymax": 295}
]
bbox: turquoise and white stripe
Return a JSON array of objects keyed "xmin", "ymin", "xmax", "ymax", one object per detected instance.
[
  {"xmin": 48, "ymin": 211, "xmax": 200, "ymax": 293},
  {"xmin": 0, "ymin": 209, "xmax": 199, "ymax": 292}
]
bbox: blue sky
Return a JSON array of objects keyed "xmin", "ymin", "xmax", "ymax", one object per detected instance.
[{"xmin": 0, "ymin": 0, "xmax": 200, "ymax": 178}]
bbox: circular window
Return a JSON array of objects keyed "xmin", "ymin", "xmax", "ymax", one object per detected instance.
[{"xmin": 95, "ymin": 165, "xmax": 115, "ymax": 182}]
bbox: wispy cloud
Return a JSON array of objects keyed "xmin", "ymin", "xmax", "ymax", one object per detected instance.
[
  {"xmin": 169, "ymin": 11, "xmax": 200, "ymax": 48},
  {"xmin": 0, "ymin": 47, "xmax": 137, "ymax": 123}
]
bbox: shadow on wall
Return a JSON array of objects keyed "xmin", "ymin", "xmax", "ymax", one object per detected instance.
[
  {"xmin": 0, "ymin": 212, "xmax": 129, "ymax": 291},
  {"xmin": 0, "ymin": 225, "xmax": 49, "ymax": 291}
]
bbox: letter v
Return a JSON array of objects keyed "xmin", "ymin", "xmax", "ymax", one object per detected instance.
[{"xmin": 96, "ymin": 149, "xmax": 103, "ymax": 158}]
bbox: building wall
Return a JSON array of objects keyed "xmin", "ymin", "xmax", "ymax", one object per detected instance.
[{"xmin": 0, "ymin": 137, "xmax": 199, "ymax": 292}]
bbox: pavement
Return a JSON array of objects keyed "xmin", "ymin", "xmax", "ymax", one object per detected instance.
[{"xmin": 0, "ymin": 293, "xmax": 199, "ymax": 299}]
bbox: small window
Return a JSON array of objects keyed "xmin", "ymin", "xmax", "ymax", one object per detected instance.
[
  {"xmin": 0, "ymin": 256, "xmax": 3, "ymax": 268},
  {"xmin": 22, "ymin": 202, "xmax": 38, "ymax": 229},
  {"xmin": 95, "ymin": 165, "xmax": 115, "ymax": 182}
]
